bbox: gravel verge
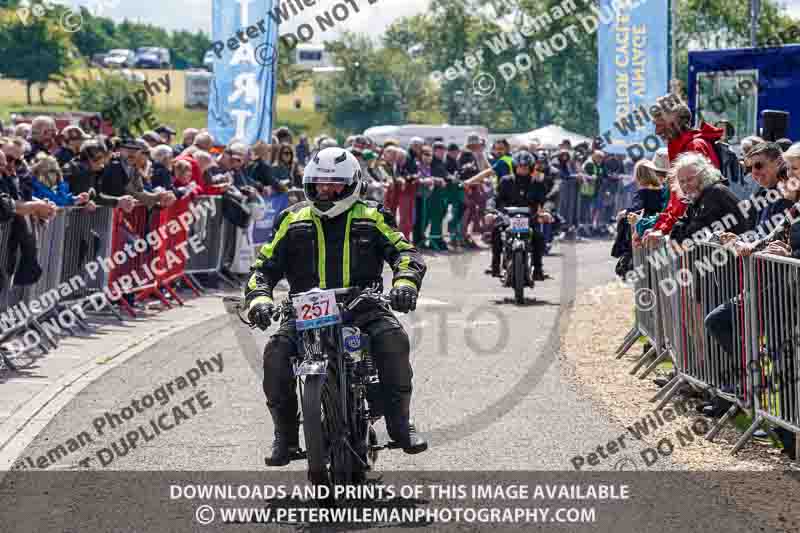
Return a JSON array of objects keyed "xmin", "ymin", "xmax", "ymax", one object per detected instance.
[{"xmin": 560, "ymin": 281, "xmax": 800, "ymax": 531}]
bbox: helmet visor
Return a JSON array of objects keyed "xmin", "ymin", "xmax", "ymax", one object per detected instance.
[
  {"xmin": 303, "ymin": 175, "xmax": 353, "ymax": 185},
  {"xmin": 303, "ymin": 180, "xmax": 357, "ymax": 205}
]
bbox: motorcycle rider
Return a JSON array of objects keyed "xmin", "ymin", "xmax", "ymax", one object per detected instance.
[
  {"xmin": 244, "ymin": 147, "xmax": 429, "ymax": 468},
  {"xmin": 485, "ymin": 151, "xmax": 552, "ymax": 280}
]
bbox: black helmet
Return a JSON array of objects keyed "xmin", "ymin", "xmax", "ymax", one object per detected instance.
[{"xmin": 512, "ymin": 150, "xmax": 536, "ymax": 168}]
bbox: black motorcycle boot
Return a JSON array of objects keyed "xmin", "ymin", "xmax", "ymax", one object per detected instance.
[
  {"xmin": 486, "ymin": 254, "xmax": 501, "ymax": 277},
  {"xmin": 265, "ymin": 403, "xmax": 300, "ymax": 466},
  {"xmin": 385, "ymin": 393, "xmax": 428, "ymax": 454}
]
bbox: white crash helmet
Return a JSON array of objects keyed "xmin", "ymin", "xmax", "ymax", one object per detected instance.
[{"xmin": 303, "ymin": 147, "xmax": 362, "ymax": 218}]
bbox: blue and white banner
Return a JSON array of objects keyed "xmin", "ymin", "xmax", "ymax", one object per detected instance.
[
  {"xmin": 251, "ymin": 192, "xmax": 289, "ymax": 245},
  {"xmin": 596, "ymin": 0, "xmax": 669, "ymax": 155},
  {"xmin": 209, "ymin": 0, "xmax": 279, "ymax": 145}
]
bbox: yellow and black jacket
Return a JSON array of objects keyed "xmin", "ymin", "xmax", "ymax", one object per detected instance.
[{"xmin": 245, "ymin": 200, "xmax": 426, "ymax": 307}]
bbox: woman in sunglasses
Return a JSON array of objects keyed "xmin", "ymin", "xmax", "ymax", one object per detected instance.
[
  {"xmin": 719, "ymin": 142, "xmax": 794, "ymax": 252},
  {"xmin": 272, "ymin": 144, "xmax": 301, "ymax": 189}
]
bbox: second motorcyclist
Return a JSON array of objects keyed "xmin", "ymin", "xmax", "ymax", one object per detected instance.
[{"xmin": 485, "ymin": 151, "xmax": 553, "ymax": 280}]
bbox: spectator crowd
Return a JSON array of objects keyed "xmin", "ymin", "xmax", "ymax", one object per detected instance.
[
  {"xmin": 0, "ymin": 114, "xmax": 647, "ymax": 267},
  {"xmin": 610, "ymin": 93, "xmax": 800, "ymax": 460}
]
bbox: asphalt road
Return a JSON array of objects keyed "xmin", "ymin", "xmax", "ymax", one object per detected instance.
[
  {"xmin": 6, "ymin": 240, "xmax": 783, "ymax": 532},
  {"xmin": 17, "ymin": 240, "xmax": 621, "ymax": 471}
]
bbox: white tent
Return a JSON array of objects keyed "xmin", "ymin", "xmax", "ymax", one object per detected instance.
[{"xmin": 510, "ymin": 125, "xmax": 593, "ymax": 150}]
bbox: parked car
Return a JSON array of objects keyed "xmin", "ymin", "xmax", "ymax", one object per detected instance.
[
  {"xmin": 104, "ymin": 49, "xmax": 135, "ymax": 68},
  {"xmin": 135, "ymin": 47, "xmax": 171, "ymax": 69}
]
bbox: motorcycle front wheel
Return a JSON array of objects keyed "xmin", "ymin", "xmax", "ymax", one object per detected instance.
[
  {"xmin": 513, "ymin": 250, "xmax": 525, "ymax": 304},
  {"xmin": 302, "ymin": 368, "xmax": 353, "ymax": 487}
]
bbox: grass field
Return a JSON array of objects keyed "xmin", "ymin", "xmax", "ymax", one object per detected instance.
[{"xmin": 0, "ymin": 75, "xmax": 328, "ymax": 140}]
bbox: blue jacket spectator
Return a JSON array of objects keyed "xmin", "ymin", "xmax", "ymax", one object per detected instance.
[{"xmin": 29, "ymin": 154, "xmax": 93, "ymax": 207}]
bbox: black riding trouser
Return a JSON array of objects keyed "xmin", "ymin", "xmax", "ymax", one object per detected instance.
[
  {"xmin": 490, "ymin": 220, "xmax": 544, "ymax": 273},
  {"xmin": 263, "ymin": 307, "xmax": 413, "ymax": 428}
]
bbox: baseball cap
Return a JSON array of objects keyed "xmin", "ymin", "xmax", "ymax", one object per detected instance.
[{"xmin": 410, "ymin": 136, "xmax": 424, "ymax": 145}]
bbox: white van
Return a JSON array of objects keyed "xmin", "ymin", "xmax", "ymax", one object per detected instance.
[{"xmin": 363, "ymin": 124, "xmax": 489, "ymax": 148}]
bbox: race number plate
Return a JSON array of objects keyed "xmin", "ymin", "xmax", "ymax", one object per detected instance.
[
  {"xmin": 293, "ymin": 289, "xmax": 341, "ymax": 331},
  {"xmin": 510, "ymin": 217, "xmax": 529, "ymax": 233}
]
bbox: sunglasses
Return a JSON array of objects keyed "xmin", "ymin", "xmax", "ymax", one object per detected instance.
[{"xmin": 752, "ymin": 161, "xmax": 768, "ymax": 171}]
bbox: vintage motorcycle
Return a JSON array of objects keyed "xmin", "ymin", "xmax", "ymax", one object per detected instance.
[
  {"xmin": 489, "ymin": 206, "xmax": 536, "ymax": 304},
  {"xmin": 230, "ymin": 286, "xmax": 403, "ymax": 489}
]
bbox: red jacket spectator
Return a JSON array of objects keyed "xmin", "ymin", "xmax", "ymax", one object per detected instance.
[
  {"xmin": 175, "ymin": 154, "xmax": 228, "ymax": 196},
  {"xmin": 653, "ymin": 123, "xmax": 723, "ymax": 234}
]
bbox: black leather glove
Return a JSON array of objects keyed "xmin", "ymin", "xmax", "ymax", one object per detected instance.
[
  {"xmin": 248, "ymin": 301, "xmax": 274, "ymax": 330},
  {"xmin": 389, "ymin": 284, "xmax": 418, "ymax": 313}
]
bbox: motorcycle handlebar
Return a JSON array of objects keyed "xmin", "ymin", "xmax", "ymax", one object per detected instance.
[{"xmin": 232, "ymin": 287, "xmax": 392, "ymax": 331}]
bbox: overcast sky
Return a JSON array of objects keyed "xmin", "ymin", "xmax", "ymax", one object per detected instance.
[
  {"xmin": 67, "ymin": 0, "xmax": 431, "ymax": 40},
  {"xmin": 66, "ymin": 0, "xmax": 800, "ymax": 39}
]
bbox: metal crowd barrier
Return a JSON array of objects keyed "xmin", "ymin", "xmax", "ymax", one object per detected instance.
[
  {"xmin": 0, "ymin": 220, "xmax": 14, "ymax": 316},
  {"xmin": 24, "ymin": 215, "xmax": 66, "ymax": 306},
  {"xmin": 653, "ymin": 242, "xmax": 756, "ymax": 450},
  {"xmin": 615, "ymin": 245, "xmax": 658, "ymax": 365},
  {"xmin": 60, "ymin": 207, "xmax": 116, "ymax": 305},
  {"xmin": 152, "ymin": 196, "xmax": 202, "ymax": 305},
  {"xmin": 557, "ymin": 175, "xmax": 579, "ymax": 237},
  {"xmin": 22, "ymin": 212, "xmax": 84, "ymax": 350},
  {"xmin": 184, "ymin": 196, "xmax": 237, "ymax": 289},
  {"xmin": 614, "ymin": 244, "xmax": 669, "ymax": 380},
  {"xmin": 1, "ymin": 194, "xmax": 237, "ymax": 366},
  {"xmin": 107, "ymin": 204, "xmax": 164, "ymax": 315},
  {"xmin": 619, "ymin": 238, "xmax": 800, "ymax": 455},
  {"xmin": 747, "ymin": 252, "xmax": 800, "ymax": 454}
]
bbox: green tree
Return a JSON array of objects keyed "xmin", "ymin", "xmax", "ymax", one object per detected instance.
[
  {"xmin": 315, "ymin": 33, "xmax": 404, "ymax": 134},
  {"xmin": 58, "ymin": 67, "xmax": 156, "ymax": 136},
  {"xmin": 378, "ymin": 47, "xmax": 439, "ymax": 124},
  {"xmin": 0, "ymin": 9, "xmax": 73, "ymax": 104},
  {"xmin": 383, "ymin": 0, "xmax": 504, "ymax": 127},
  {"xmin": 71, "ymin": 8, "xmax": 115, "ymax": 59},
  {"xmin": 170, "ymin": 29, "xmax": 212, "ymax": 68},
  {"xmin": 276, "ymin": 38, "xmax": 311, "ymax": 94}
]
